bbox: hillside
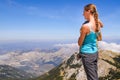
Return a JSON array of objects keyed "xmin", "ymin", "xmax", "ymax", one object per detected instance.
[
  {"xmin": 0, "ymin": 43, "xmax": 78, "ymax": 76},
  {"xmin": 0, "ymin": 41, "xmax": 119, "ymax": 77},
  {"xmin": 0, "ymin": 65, "xmax": 34, "ymax": 80},
  {"xmin": 34, "ymin": 50, "xmax": 120, "ymax": 80}
]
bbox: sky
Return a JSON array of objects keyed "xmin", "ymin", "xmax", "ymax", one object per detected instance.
[{"xmin": 0, "ymin": 0, "xmax": 120, "ymax": 42}]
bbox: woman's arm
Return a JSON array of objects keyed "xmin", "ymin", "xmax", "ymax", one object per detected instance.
[
  {"xmin": 97, "ymin": 20, "xmax": 103, "ymax": 41},
  {"xmin": 78, "ymin": 25, "xmax": 87, "ymax": 46}
]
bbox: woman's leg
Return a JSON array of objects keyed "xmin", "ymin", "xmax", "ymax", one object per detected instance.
[{"xmin": 81, "ymin": 52, "xmax": 98, "ymax": 80}]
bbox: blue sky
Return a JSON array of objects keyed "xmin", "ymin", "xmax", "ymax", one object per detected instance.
[{"xmin": 0, "ymin": 0, "xmax": 120, "ymax": 42}]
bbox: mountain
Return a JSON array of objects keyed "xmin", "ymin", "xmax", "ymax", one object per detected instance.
[
  {"xmin": 0, "ymin": 43, "xmax": 78, "ymax": 76},
  {"xmin": 0, "ymin": 65, "xmax": 34, "ymax": 80},
  {"xmin": 34, "ymin": 50, "xmax": 120, "ymax": 80},
  {"xmin": 0, "ymin": 41, "xmax": 120, "ymax": 78}
]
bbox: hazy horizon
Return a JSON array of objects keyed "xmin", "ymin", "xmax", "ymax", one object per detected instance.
[{"xmin": 0, "ymin": 38, "xmax": 120, "ymax": 54}]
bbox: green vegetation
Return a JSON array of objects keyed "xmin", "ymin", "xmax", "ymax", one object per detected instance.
[
  {"xmin": 0, "ymin": 65, "xmax": 34, "ymax": 80},
  {"xmin": 69, "ymin": 73, "xmax": 76, "ymax": 80},
  {"xmin": 99, "ymin": 55, "xmax": 120, "ymax": 80},
  {"xmin": 34, "ymin": 64, "xmax": 63, "ymax": 80}
]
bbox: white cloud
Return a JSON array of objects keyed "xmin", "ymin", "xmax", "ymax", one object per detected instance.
[
  {"xmin": 98, "ymin": 41, "xmax": 120, "ymax": 53},
  {"xmin": 54, "ymin": 43, "xmax": 78, "ymax": 48},
  {"xmin": 55, "ymin": 41, "xmax": 120, "ymax": 53}
]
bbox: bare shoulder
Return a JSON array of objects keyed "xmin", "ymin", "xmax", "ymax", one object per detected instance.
[
  {"xmin": 81, "ymin": 24, "xmax": 89, "ymax": 30},
  {"xmin": 80, "ymin": 23, "xmax": 89, "ymax": 33}
]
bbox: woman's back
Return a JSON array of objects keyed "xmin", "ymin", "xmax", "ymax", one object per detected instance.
[{"xmin": 80, "ymin": 22, "xmax": 98, "ymax": 54}]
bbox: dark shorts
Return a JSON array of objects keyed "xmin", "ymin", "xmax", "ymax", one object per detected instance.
[{"xmin": 80, "ymin": 52, "xmax": 98, "ymax": 80}]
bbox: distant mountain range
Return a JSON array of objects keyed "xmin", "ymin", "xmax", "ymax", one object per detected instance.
[
  {"xmin": 0, "ymin": 41, "xmax": 120, "ymax": 80},
  {"xmin": 0, "ymin": 65, "xmax": 34, "ymax": 80},
  {"xmin": 0, "ymin": 42, "xmax": 78, "ymax": 76}
]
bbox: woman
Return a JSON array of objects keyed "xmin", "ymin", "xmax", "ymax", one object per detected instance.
[{"xmin": 78, "ymin": 4, "xmax": 103, "ymax": 80}]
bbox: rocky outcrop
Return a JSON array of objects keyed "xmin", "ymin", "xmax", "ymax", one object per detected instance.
[{"xmin": 35, "ymin": 50, "xmax": 120, "ymax": 80}]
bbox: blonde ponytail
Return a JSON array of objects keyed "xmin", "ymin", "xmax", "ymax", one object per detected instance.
[
  {"xmin": 94, "ymin": 12, "xmax": 99, "ymax": 32},
  {"xmin": 84, "ymin": 4, "xmax": 100, "ymax": 32}
]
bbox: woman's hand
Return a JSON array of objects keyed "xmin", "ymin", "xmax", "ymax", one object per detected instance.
[{"xmin": 96, "ymin": 31, "xmax": 102, "ymax": 41}]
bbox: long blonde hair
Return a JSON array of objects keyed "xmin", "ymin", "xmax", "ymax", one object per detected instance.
[{"xmin": 84, "ymin": 4, "xmax": 99, "ymax": 32}]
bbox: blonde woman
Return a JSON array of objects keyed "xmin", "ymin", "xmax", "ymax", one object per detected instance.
[{"xmin": 78, "ymin": 4, "xmax": 103, "ymax": 80}]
